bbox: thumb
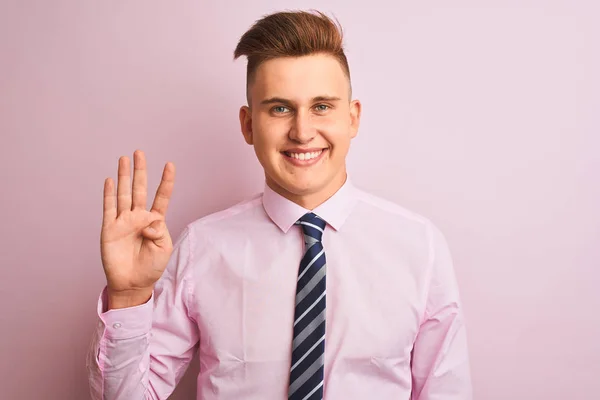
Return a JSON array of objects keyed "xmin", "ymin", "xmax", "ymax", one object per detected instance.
[{"xmin": 142, "ymin": 219, "xmax": 170, "ymax": 247}]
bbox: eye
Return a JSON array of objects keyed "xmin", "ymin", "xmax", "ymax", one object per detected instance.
[
  {"xmin": 314, "ymin": 104, "xmax": 330, "ymax": 112},
  {"xmin": 272, "ymin": 106, "xmax": 290, "ymax": 114}
]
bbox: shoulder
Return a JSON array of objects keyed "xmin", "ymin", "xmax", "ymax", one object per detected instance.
[
  {"xmin": 350, "ymin": 185, "xmax": 449, "ymax": 249},
  {"xmin": 352, "ymin": 186, "xmax": 432, "ymax": 228},
  {"xmin": 187, "ymin": 191, "xmax": 263, "ymax": 227}
]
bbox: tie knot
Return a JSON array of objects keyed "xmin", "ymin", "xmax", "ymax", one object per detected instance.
[{"xmin": 296, "ymin": 212, "xmax": 326, "ymax": 243}]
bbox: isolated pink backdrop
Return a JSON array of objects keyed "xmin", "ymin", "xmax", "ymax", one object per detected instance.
[{"xmin": 1, "ymin": 1, "xmax": 598, "ymax": 399}]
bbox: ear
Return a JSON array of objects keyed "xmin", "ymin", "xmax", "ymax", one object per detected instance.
[
  {"xmin": 239, "ymin": 106, "xmax": 253, "ymax": 145},
  {"xmin": 349, "ymin": 99, "xmax": 362, "ymax": 139}
]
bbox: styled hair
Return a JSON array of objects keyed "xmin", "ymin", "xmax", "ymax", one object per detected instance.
[{"xmin": 233, "ymin": 10, "xmax": 351, "ymax": 102}]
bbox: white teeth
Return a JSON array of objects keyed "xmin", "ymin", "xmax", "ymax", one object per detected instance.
[{"xmin": 288, "ymin": 150, "xmax": 323, "ymax": 160}]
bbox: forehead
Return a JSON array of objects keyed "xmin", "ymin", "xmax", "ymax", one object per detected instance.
[{"xmin": 250, "ymin": 54, "xmax": 349, "ymax": 103}]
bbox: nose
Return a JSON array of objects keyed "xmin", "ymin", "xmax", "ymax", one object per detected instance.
[{"xmin": 288, "ymin": 109, "xmax": 316, "ymax": 144}]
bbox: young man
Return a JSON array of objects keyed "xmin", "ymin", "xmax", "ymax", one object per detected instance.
[{"xmin": 87, "ymin": 10, "xmax": 472, "ymax": 400}]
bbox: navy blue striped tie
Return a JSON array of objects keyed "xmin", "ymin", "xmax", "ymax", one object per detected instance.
[{"xmin": 288, "ymin": 212, "xmax": 327, "ymax": 400}]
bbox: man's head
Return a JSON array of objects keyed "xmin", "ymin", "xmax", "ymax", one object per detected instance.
[{"xmin": 234, "ymin": 10, "xmax": 361, "ymax": 209}]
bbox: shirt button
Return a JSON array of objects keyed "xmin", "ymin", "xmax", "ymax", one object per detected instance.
[{"xmin": 113, "ymin": 322, "xmax": 122, "ymax": 329}]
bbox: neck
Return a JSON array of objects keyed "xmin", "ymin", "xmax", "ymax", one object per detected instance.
[{"xmin": 266, "ymin": 172, "xmax": 347, "ymax": 210}]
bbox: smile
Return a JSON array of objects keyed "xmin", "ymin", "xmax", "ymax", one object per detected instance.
[{"xmin": 282, "ymin": 148, "xmax": 328, "ymax": 166}]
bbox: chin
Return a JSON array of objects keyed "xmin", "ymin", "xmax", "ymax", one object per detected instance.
[
  {"xmin": 277, "ymin": 176, "xmax": 323, "ymax": 195},
  {"xmin": 285, "ymin": 181, "xmax": 318, "ymax": 195}
]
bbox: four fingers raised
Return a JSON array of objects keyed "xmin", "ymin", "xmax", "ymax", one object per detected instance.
[{"xmin": 103, "ymin": 152, "xmax": 175, "ymax": 222}]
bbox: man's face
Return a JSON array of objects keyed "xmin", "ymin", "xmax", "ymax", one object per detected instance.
[{"xmin": 239, "ymin": 54, "xmax": 361, "ymax": 207}]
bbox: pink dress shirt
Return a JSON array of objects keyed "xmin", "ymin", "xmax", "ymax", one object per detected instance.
[{"xmin": 86, "ymin": 178, "xmax": 472, "ymax": 399}]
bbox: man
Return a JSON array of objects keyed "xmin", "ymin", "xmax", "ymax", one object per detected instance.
[{"xmin": 87, "ymin": 10, "xmax": 472, "ymax": 400}]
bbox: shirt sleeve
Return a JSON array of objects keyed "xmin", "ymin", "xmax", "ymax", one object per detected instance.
[
  {"xmin": 410, "ymin": 222, "xmax": 473, "ymax": 400},
  {"xmin": 86, "ymin": 226, "xmax": 199, "ymax": 400}
]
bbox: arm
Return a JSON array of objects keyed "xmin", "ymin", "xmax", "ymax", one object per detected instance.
[
  {"xmin": 86, "ymin": 227, "xmax": 199, "ymax": 400},
  {"xmin": 410, "ymin": 223, "xmax": 472, "ymax": 400}
]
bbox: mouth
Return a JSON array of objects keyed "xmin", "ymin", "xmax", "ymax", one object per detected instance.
[{"xmin": 281, "ymin": 148, "xmax": 328, "ymax": 166}]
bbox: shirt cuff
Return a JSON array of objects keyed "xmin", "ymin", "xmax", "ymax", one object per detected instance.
[{"xmin": 96, "ymin": 286, "xmax": 154, "ymax": 340}]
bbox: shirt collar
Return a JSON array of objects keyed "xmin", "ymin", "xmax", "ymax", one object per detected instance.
[{"xmin": 262, "ymin": 176, "xmax": 357, "ymax": 233}]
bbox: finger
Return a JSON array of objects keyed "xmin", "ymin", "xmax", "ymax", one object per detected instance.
[
  {"xmin": 150, "ymin": 162, "xmax": 175, "ymax": 216},
  {"xmin": 141, "ymin": 219, "xmax": 171, "ymax": 248},
  {"xmin": 141, "ymin": 220, "xmax": 161, "ymax": 239},
  {"xmin": 116, "ymin": 156, "xmax": 132, "ymax": 215},
  {"xmin": 131, "ymin": 150, "xmax": 148, "ymax": 210},
  {"xmin": 102, "ymin": 178, "xmax": 116, "ymax": 225}
]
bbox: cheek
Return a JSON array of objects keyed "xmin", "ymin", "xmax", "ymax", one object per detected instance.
[
  {"xmin": 317, "ymin": 114, "xmax": 351, "ymax": 138},
  {"xmin": 321, "ymin": 123, "xmax": 352, "ymax": 148},
  {"xmin": 252, "ymin": 126, "xmax": 282, "ymax": 159},
  {"xmin": 257, "ymin": 125, "xmax": 289, "ymax": 151},
  {"xmin": 316, "ymin": 116, "xmax": 340, "ymax": 130}
]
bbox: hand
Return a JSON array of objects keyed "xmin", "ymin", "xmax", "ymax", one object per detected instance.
[{"xmin": 100, "ymin": 150, "xmax": 175, "ymax": 309}]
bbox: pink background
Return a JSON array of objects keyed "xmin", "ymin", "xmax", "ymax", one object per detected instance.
[{"xmin": 1, "ymin": 1, "xmax": 598, "ymax": 399}]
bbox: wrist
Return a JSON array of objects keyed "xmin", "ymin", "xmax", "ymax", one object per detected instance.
[{"xmin": 107, "ymin": 287, "xmax": 153, "ymax": 310}]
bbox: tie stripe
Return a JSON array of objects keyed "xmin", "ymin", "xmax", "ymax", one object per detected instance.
[
  {"xmin": 298, "ymin": 221, "xmax": 324, "ymax": 233},
  {"xmin": 293, "ymin": 308, "xmax": 325, "ymax": 349},
  {"xmin": 293, "ymin": 290, "xmax": 326, "ymax": 328},
  {"xmin": 289, "ymin": 213, "xmax": 327, "ymax": 400},
  {"xmin": 295, "ymin": 264, "xmax": 326, "ymax": 306},
  {"xmin": 297, "ymin": 247, "xmax": 325, "ymax": 283}
]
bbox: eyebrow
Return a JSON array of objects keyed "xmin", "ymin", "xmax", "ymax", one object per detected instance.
[{"xmin": 260, "ymin": 96, "xmax": 342, "ymax": 106}]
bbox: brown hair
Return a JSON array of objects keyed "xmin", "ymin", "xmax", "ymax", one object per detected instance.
[{"xmin": 233, "ymin": 10, "xmax": 351, "ymax": 101}]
